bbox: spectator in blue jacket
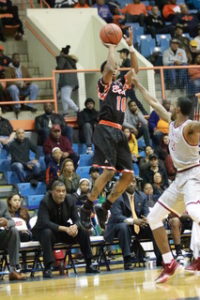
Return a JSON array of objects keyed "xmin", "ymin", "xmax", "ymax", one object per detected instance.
[{"xmin": 93, "ymin": 0, "xmax": 113, "ymax": 23}]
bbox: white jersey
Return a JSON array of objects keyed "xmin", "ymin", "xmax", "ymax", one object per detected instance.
[{"xmin": 169, "ymin": 120, "xmax": 200, "ymax": 171}]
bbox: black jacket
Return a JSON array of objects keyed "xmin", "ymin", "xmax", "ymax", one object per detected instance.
[
  {"xmin": 8, "ymin": 138, "xmax": 40, "ymax": 164},
  {"xmin": 0, "ymin": 117, "xmax": 13, "ymax": 136},
  {"xmin": 77, "ymin": 108, "xmax": 98, "ymax": 127},
  {"xmin": 56, "ymin": 55, "xmax": 78, "ymax": 89},
  {"xmin": 32, "ymin": 193, "xmax": 80, "ymax": 234}
]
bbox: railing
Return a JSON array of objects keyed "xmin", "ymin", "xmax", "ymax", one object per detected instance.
[{"xmin": 0, "ymin": 65, "xmax": 199, "ymax": 115}]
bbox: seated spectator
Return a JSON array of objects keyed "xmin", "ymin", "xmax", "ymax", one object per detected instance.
[
  {"xmin": 0, "ymin": 0, "xmax": 24, "ymax": 41},
  {"xmin": 123, "ymin": 100, "xmax": 151, "ymax": 147},
  {"xmin": 46, "ymin": 147, "xmax": 64, "ymax": 188},
  {"xmin": 59, "ymin": 158, "xmax": 80, "ymax": 194},
  {"xmin": 43, "ymin": 124, "xmax": 79, "ymax": 168},
  {"xmin": 77, "ymin": 98, "xmax": 98, "ymax": 154},
  {"xmin": 0, "ymin": 106, "xmax": 15, "ymax": 148},
  {"xmin": 143, "ymin": 182, "xmax": 159, "ymax": 208},
  {"xmin": 194, "ymin": 24, "xmax": 200, "ymax": 50},
  {"xmin": 7, "ymin": 193, "xmax": 32, "ymax": 242},
  {"xmin": 74, "ymin": 0, "xmax": 89, "ymax": 8},
  {"xmin": 56, "ymin": 45, "xmax": 79, "ymax": 115},
  {"xmin": 7, "ymin": 128, "xmax": 41, "ymax": 182},
  {"xmin": 172, "ymin": 24, "xmax": 191, "ymax": 61},
  {"xmin": 163, "ymin": 39, "xmax": 188, "ymax": 90},
  {"xmin": 152, "ymin": 172, "xmax": 167, "ymax": 197},
  {"xmin": 140, "ymin": 153, "xmax": 169, "ymax": 187},
  {"xmin": 139, "ymin": 145, "xmax": 154, "ymax": 171},
  {"xmin": 145, "ymin": 6, "xmax": 166, "ymax": 38},
  {"xmin": 35, "ymin": 102, "xmax": 73, "ymax": 145},
  {"xmin": 0, "ymin": 44, "xmax": 11, "ymax": 67},
  {"xmin": 32, "ymin": 180, "xmax": 99, "ymax": 278},
  {"xmin": 93, "ymin": 0, "xmax": 113, "ymax": 23},
  {"xmin": 71, "ymin": 178, "xmax": 91, "ymax": 206},
  {"xmin": 104, "ymin": 178, "xmax": 162, "ymax": 269},
  {"xmin": 172, "ymin": 4, "xmax": 199, "ymax": 37},
  {"xmin": 156, "ymin": 134, "xmax": 176, "ymax": 180},
  {"xmin": 148, "ymin": 99, "xmax": 170, "ymax": 146},
  {"xmin": 120, "ymin": 0, "xmax": 147, "ymax": 26},
  {"xmin": 5, "ymin": 53, "xmax": 39, "ymax": 118},
  {"xmin": 0, "ymin": 200, "xmax": 26, "ymax": 280},
  {"xmin": 162, "ymin": 0, "xmax": 180, "ymax": 22},
  {"xmin": 188, "ymin": 53, "xmax": 200, "ymax": 95},
  {"xmin": 187, "ymin": 39, "xmax": 200, "ymax": 64},
  {"xmin": 123, "ymin": 127, "xmax": 139, "ymax": 162}
]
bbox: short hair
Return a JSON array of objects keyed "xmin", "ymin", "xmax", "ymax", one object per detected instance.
[
  {"xmin": 176, "ymin": 97, "xmax": 193, "ymax": 116},
  {"xmin": 128, "ymin": 99, "xmax": 136, "ymax": 107},
  {"xmin": 51, "ymin": 180, "xmax": 66, "ymax": 191},
  {"xmin": 100, "ymin": 61, "xmax": 107, "ymax": 73},
  {"xmin": 84, "ymin": 98, "xmax": 95, "ymax": 106}
]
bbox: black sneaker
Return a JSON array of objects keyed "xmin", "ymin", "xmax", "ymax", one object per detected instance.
[
  {"xmin": 43, "ymin": 269, "xmax": 53, "ymax": 278},
  {"xmin": 95, "ymin": 205, "xmax": 108, "ymax": 229},
  {"xmin": 86, "ymin": 265, "xmax": 100, "ymax": 274},
  {"xmin": 80, "ymin": 207, "xmax": 92, "ymax": 230}
]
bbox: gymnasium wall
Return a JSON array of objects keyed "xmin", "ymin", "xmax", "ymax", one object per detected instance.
[{"xmin": 26, "ymin": 8, "xmax": 154, "ymax": 111}]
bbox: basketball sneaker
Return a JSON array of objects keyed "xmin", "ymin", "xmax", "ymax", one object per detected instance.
[
  {"xmin": 155, "ymin": 259, "xmax": 180, "ymax": 284},
  {"xmin": 176, "ymin": 255, "xmax": 185, "ymax": 266},
  {"xmin": 185, "ymin": 258, "xmax": 200, "ymax": 273}
]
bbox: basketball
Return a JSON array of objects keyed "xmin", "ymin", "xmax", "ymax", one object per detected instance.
[{"xmin": 100, "ymin": 23, "xmax": 123, "ymax": 45}]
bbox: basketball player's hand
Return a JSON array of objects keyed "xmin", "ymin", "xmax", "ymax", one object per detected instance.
[{"xmin": 123, "ymin": 27, "xmax": 133, "ymax": 46}]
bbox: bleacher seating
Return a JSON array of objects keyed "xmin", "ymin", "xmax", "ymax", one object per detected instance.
[
  {"xmin": 79, "ymin": 154, "xmax": 93, "ymax": 167},
  {"xmin": 76, "ymin": 166, "xmax": 91, "ymax": 179},
  {"xmin": 126, "ymin": 22, "xmax": 144, "ymax": 45},
  {"xmin": 27, "ymin": 194, "xmax": 44, "ymax": 210},
  {"xmin": 156, "ymin": 34, "xmax": 171, "ymax": 52},
  {"xmin": 16, "ymin": 182, "xmax": 46, "ymax": 197},
  {"xmin": 139, "ymin": 35, "xmax": 156, "ymax": 57}
]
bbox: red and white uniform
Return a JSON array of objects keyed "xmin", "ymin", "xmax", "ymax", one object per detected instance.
[{"xmin": 148, "ymin": 120, "xmax": 200, "ymax": 227}]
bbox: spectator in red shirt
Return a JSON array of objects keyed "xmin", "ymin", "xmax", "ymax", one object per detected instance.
[
  {"xmin": 121, "ymin": 0, "xmax": 147, "ymax": 25},
  {"xmin": 74, "ymin": 0, "xmax": 89, "ymax": 8},
  {"xmin": 43, "ymin": 124, "xmax": 79, "ymax": 168},
  {"xmin": 162, "ymin": 0, "xmax": 180, "ymax": 21}
]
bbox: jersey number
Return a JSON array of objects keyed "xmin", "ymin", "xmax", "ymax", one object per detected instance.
[{"xmin": 116, "ymin": 96, "xmax": 126, "ymax": 112}]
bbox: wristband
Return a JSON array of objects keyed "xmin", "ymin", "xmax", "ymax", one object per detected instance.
[{"xmin": 129, "ymin": 45, "xmax": 135, "ymax": 53}]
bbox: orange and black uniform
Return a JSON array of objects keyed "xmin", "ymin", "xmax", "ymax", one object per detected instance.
[{"xmin": 92, "ymin": 78, "xmax": 133, "ymax": 173}]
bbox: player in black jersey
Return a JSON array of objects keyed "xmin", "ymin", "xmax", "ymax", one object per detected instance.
[{"xmin": 81, "ymin": 28, "xmax": 139, "ymax": 229}]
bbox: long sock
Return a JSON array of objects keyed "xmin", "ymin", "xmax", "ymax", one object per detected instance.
[
  {"xmin": 175, "ymin": 244, "xmax": 182, "ymax": 256},
  {"xmin": 162, "ymin": 252, "xmax": 174, "ymax": 264},
  {"xmin": 83, "ymin": 199, "xmax": 94, "ymax": 210},
  {"xmin": 102, "ymin": 199, "xmax": 112, "ymax": 210}
]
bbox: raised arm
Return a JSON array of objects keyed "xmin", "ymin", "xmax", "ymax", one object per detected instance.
[
  {"xmin": 132, "ymin": 71, "xmax": 171, "ymax": 123},
  {"xmin": 124, "ymin": 27, "xmax": 139, "ymax": 73},
  {"xmin": 102, "ymin": 44, "xmax": 116, "ymax": 84}
]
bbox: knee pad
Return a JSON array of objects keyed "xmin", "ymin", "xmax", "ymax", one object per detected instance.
[{"xmin": 147, "ymin": 203, "xmax": 168, "ymax": 231}]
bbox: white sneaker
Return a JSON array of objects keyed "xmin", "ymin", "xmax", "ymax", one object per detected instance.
[
  {"xmin": 176, "ymin": 255, "xmax": 185, "ymax": 266},
  {"xmin": 86, "ymin": 147, "xmax": 93, "ymax": 154}
]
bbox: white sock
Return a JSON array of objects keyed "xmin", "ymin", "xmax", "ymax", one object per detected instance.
[{"xmin": 162, "ymin": 252, "xmax": 174, "ymax": 264}]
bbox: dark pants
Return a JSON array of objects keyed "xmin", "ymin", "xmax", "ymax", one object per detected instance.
[
  {"xmin": 105, "ymin": 223, "xmax": 161, "ymax": 264},
  {"xmin": 79, "ymin": 122, "xmax": 93, "ymax": 147},
  {"xmin": 34, "ymin": 228, "xmax": 92, "ymax": 268},
  {"xmin": 137, "ymin": 124, "xmax": 151, "ymax": 147},
  {"xmin": 0, "ymin": 227, "xmax": 20, "ymax": 267}
]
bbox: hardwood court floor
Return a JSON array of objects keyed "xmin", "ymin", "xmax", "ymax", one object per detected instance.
[{"xmin": 1, "ymin": 268, "xmax": 200, "ymax": 300}]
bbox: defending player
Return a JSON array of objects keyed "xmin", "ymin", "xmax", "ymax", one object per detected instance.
[
  {"xmin": 132, "ymin": 70, "xmax": 200, "ymax": 283},
  {"xmin": 80, "ymin": 28, "xmax": 139, "ymax": 229}
]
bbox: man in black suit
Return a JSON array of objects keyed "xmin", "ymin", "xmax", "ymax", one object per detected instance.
[
  {"xmin": 32, "ymin": 180, "xmax": 99, "ymax": 278},
  {"xmin": 104, "ymin": 178, "xmax": 161, "ymax": 270}
]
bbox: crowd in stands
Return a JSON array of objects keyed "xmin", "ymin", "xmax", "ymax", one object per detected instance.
[{"xmin": 0, "ymin": 0, "xmax": 198, "ymax": 282}]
